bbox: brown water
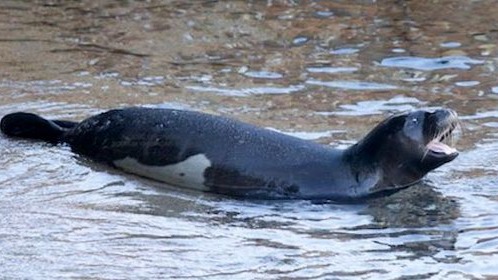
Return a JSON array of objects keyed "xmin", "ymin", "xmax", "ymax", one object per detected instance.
[{"xmin": 1, "ymin": 1, "xmax": 498, "ymax": 279}]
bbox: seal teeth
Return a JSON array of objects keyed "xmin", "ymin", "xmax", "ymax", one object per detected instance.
[
  {"xmin": 440, "ymin": 128, "xmax": 451, "ymax": 142},
  {"xmin": 426, "ymin": 121, "xmax": 458, "ymax": 156},
  {"xmin": 427, "ymin": 140, "xmax": 457, "ymax": 155}
]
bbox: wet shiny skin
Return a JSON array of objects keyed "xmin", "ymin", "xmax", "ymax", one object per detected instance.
[{"xmin": 1, "ymin": 108, "xmax": 458, "ymax": 200}]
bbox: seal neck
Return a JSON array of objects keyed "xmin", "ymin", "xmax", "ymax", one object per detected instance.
[
  {"xmin": 343, "ymin": 121, "xmax": 390, "ymax": 170},
  {"xmin": 342, "ymin": 117, "xmax": 409, "ymax": 195},
  {"xmin": 343, "ymin": 125, "xmax": 428, "ymax": 195}
]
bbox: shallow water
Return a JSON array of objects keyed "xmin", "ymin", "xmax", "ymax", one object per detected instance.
[{"xmin": 1, "ymin": 0, "xmax": 498, "ymax": 279}]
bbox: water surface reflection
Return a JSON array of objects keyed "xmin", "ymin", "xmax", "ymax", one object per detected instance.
[{"xmin": 1, "ymin": 0, "xmax": 498, "ymax": 279}]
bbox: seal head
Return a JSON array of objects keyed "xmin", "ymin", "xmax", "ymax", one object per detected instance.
[{"xmin": 345, "ymin": 109, "xmax": 459, "ymax": 195}]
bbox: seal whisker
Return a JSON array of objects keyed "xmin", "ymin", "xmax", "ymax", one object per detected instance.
[{"xmin": 421, "ymin": 148, "xmax": 430, "ymax": 161}]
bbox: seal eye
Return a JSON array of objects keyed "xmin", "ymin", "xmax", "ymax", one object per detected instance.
[{"xmin": 412, "ymin": 118, "xmax": 418, "ymax": 123}]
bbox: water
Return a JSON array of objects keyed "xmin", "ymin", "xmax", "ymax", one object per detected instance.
[
  {"xmin": 1, "ymin": 0, "xmax": 498, "ymax": 279},
  {"xmin": 380, "ymin": 56, "xmax": 484, "ymax": 71}
]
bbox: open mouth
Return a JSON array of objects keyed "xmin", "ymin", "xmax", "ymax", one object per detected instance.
[{"xmin": 426, "ymin": 123, "xmax": 458, "ymax": 157}]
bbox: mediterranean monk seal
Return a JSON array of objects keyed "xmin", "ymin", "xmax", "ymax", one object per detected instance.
[{"xmin": 0, "ymin": 107, "xmax": 459, "ymax": 201}]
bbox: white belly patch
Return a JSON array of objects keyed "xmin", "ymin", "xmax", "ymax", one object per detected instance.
[{"xmin": 113, "ymin": 154, "xmax": 212, "ymax": 191}]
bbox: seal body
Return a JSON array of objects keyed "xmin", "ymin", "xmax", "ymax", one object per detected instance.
[
  {"xmin": 64, "ymin": 108, "xmax": 356, "ymax": 199},
  {"xmin": 1, "ymin": 107, "xmax": 459, "ymax": 201}
]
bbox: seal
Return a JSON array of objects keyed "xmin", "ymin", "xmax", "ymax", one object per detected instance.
[{"xmin": 0, "ymin": 107, "xmax": 459, "ymax": 201}]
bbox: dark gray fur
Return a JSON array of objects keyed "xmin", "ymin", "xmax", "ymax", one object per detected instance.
[{"xmin": 1, "ymin": 107, "xmax": 458, "ymax": 201}]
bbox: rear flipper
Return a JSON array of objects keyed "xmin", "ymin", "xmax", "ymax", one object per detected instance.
[{"xmin": 0, "ymin": 112, "xmax": 77, "ymax": 143}]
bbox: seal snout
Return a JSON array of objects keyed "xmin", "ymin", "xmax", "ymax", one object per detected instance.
[
  {"xmin": 433, "ymin": 109, "xmax": 459, "ymax": 128},
  {"xmin": 425, "ymin": 109, "xmax": 460, "ymax": 158}
]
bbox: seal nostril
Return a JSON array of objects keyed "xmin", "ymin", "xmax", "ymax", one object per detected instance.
[
  {"xmin": 432, "ymin": 109, "xmax": 458, "ymax": 127},
  {"xmin": 434, "ymin": 109, "xmax": 449, "ymax": 118}
]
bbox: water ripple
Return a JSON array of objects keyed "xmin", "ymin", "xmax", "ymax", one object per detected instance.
[
  {"xmin": 315, "ymin": 96, "xmax": 422, "ymax": 116},
  {"xmin": 380, "ymin": 56, "xmax": 484, "ymax": 71},
  {"xmin": 186, "ymin": 85, "xmax": 305, "ymax": 96},
  {"xmin": 306, "ymin": 79, "xmax": 398, "ymax": 91}
]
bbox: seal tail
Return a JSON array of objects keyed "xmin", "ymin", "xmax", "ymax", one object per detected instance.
[{"xmin": 0, "ymin": 112, "xmax": 77, "ymax": 143}]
